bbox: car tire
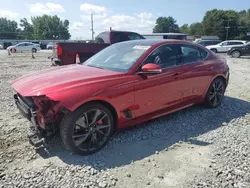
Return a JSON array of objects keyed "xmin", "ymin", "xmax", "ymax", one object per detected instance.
[
  {"xmin": 210, "ymin": 48, "xmax": 217, "ymax": 53},
  {"xmin": 231, "ymin": 51, "xmax": 241, "ymax": 58},
  {"xmin": 32, "ymin": 48, "xmax": 37, "ymax": 53},
  {"xmin": 60, "ymin": 103, "xmax": 115, "ymax": 155},
  {"xmin": 204, "ymin": 77, "xmax": 226, "ymax": 108}
]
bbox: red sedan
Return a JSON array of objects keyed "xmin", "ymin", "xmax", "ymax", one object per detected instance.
[{"xmin": 12, "ymin": 39, "xmax": 229, "ymax": 155}]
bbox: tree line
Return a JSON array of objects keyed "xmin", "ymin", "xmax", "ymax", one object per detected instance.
[
  {"xmin": 153, "ymin": 9, "xmax": 250, "ymax": 40},
  {"xmin": 1, "ymin": 8, "xmax": 250, "ymax": 40},
  {"xmin": 0, "ymin": 15, "xmax": 71, "ymax": 40}
]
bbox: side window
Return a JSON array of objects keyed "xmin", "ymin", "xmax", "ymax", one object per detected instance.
[
  {"xmin": 143, "ymin": 44, "xmax": 181, "ymax": 69},
  {"xmin": 228, "ymin": 42, "xmax": 243, "ymax": 45},
  {"xmin": 221, "ymin": 42, "xmax": 228, "ymax": 46},
  {"xmin": 199, "ymin": 48, "xmax": 208, "ymax": 60},
  {"xmin": 127, "ymin": 33, "xmax": 144, "ymax": 40},
  {"xmin": 113, "ymin": 32, "xmax": 126, "ymax": 43},
  {"xmin": 18, "ymin": 43, "xmax": 25, "ymax": 46},
  {"xmin": 180, "ymin": 44, "xmax": 202, "ymax": 64}
]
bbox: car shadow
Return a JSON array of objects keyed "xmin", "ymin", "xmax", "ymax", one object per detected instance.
[
  {"xmin": 239, "ymin": 56, "xmax": 250, "ymax": 59},
  {"xmin": 36, "ymin": 96, "xmax": 250, "ymax": 170}
]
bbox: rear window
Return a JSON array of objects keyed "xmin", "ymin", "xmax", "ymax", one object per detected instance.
[
  {"xmin": 163, "ymin": 35, "xmax": 186, "ymax": 40},
  {"xmin": 95, "ymin": 32, "xmax": 110, "ymax": 43},
  {"xmin": 228, "ymin": 42, "xmax": 244, "ymax": 45}
]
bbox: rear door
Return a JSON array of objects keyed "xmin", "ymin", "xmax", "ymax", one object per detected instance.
[
  {"xmin": 228, "ymin": 41, "xmax": 245, "ymax": 51},
  {"xmin": 24, "ymin": 43, "xmax": 33, "ymax": 51},
  {"xmin": 178, "ymin": 44, "xmax": 213, "ymax": 100}
]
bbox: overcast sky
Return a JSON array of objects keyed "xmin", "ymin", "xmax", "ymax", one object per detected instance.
[{"xmin": 1, "ymin": 0, "xmax": 249, "ymax": 39}]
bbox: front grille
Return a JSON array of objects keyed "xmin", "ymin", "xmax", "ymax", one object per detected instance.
[{"xmin": 14, "ymin": 94, "xmax": 37, "ymax": 120}]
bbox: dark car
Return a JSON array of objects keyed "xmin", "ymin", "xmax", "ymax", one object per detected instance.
[
  {"xmin": 12, "ymin": 39, "xmax": 229, "ymax": 155},
  {"xmin": 51, "ymin": 30, "xmax": 145, "ymax": 66},
  {"xmin": 32, "ymin": 41, "xmax": 47, "ymax": 49},
  {"xmin": 227, "ymin": 42, "xmax": 250, "ymax": 58},
  {"xmin": 196, "ymin": 40, "xmax": 222, "ymax": 47},
  {"xmin": 3, "ymin": 42, "xmax": 12, "ymax": 49}
]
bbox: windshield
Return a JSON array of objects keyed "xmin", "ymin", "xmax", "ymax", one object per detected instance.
[{"xmin": 83, "ymin": 42, "xmax": 151, "ymax": 72}]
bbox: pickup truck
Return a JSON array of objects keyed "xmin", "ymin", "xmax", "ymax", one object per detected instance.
[{"xmin": 51, "ymin": 30, "xmax": 145, "ymax": 66}]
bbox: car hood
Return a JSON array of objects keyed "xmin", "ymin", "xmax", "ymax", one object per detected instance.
[{"xmin": 12, "ymin": 64, "xmax": 122, "ymax": 96}]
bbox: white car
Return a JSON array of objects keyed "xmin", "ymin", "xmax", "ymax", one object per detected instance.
[
  {"xmin": 7, "ymin": 42, "xmax": 41, "ymax": 53},
  {"xmin": 0, "ymin": 44, "xmax": 3, "ymax": 49},
  {"xmin": 46, "ymin": 42, "xmax": 54, "ymax": 50},
  {"xmin": 206, "ymin": 40, "xmax": 248, "ymax": 53}
]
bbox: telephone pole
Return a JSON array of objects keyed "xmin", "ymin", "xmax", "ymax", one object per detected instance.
[
  {"xmin": 91, "ymin": 13, "xmax": 94, "ymax": 40},
  {"xmin": 225, "ymin": 19, "xmax": 230, "ymax": 40}
]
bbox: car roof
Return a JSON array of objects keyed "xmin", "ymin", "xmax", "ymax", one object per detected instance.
[
  {"xmin": 224, "ymin": 40, "xmax": 247, "ymax": 42},
  {"xmin": 198, "ymin": 40, "xmax": 221, "ymax": 41},
  {"xmin": 117, "ymin": 39, "xmax": 192, "ymax": 46}
]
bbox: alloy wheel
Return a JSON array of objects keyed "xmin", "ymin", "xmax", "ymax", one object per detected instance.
[
  {"xmin": 72, "ymin": 109, "xmax": 111, "ymax": 152},
  {"xmin": 208, "ymin": 80, "xmax": 225, "ymax": 106},
  {"xmin": 232, "ymin": 51, "xmax": 240, "ymax": 58}
]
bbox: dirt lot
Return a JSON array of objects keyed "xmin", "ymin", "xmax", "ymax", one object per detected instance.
[{"xmin": 0, "ymin": 50, "xmax": 250, "ymax": 188}]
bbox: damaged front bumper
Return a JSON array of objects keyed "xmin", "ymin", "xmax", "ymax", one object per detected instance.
[{"xmin": 14, "ymin": 94, "xmax": 45, "ymax": 147}]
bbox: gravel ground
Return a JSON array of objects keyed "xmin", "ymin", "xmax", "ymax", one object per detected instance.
[{"xmin": 0, "ymin": 50, "xmax": 250, "ymax": 188}]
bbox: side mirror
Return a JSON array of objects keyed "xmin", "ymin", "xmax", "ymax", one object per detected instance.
[{"xmin": 139, "ymin": 63, "xmax": 162, "ymax": 74}]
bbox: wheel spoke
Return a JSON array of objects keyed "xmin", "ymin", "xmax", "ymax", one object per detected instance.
[
  {"xmin": 90, "ymin": 109, "xmax": 102, "ymax": 125},
  {"xmin": 217, "ymin": 82, "xmax": 223, "ymax": 91},
  {"xmin": 96, "ymin": 124, "xmax": 111, "ymax": 130},
  {"xmin": 98, "ymin": 114, "xmax": 108, "ymax": 122},
  {"xmin": 74, "ymin": 133, "xmax": 90, "ymax": 146},
  {"xmin": 212, "ymin": 83, "xmax": 216, "ymax": 92},
  {"xmin": 209, "ymin": 92, "xmax": 215, "ymax": 100},
  {"xmin": 96, "ymin": 129, "xmax": 108, "ymax": 137},
  {"xmin": 213, "ymin": 94, "xmax": 218, "ymax": 105},
  {"xmin": 76, "ymin": 117, "xmax": 87, "ymax": 128},
  {"xmin": 84, "ymin": 112, "xmax": 89, "ymax": 125}
]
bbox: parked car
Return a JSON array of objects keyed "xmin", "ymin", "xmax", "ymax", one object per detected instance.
[
  {"xmin": 227, "ymin": 42, "xmax": 250, "ymax": 58},
  {"xmin": 12, "ymin": 39, "xmax": 229, "ymax": 155},
  {"xmin": 206, "ymin": 40, "xmax": 248, "ymax": 53},
  {"xmin": 51, "ymin": 30, "xmax": 145, "ymax": 66},
  {"xmin": 32, "ymin": 41, "xmax": 47, "ymax": 49},
  {"xmin": 7, "ymin": 42, "xmax": 41, "ymax": 53},
  {"xmin": 46, "ymin": 42, "xmax": 54, "ymax": 50},
  {"xmin": 3, "ymin": 42, "xmax": 12, "ymax": 49},
  {"xmin": 195, "ymin": 40, "xmax": 222, "ymax": 47}
]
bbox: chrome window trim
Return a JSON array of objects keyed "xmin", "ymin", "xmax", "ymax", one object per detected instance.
[{"xmin": 134, "ymin": 42, "xmax": 209, "ymax": 73}]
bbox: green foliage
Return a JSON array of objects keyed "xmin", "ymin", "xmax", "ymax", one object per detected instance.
[
  {"xmin": 154, "ymin": 8, "xmax": 250, "ymax": 40},
  {"xmin": 31, "ymin": 15, "xmax": 70, "ymax": 40},
  {"xmin": 202, "ymin": 9, "xmax": 240, "ymax": 40},
  {"xmin": 153, "ymin": 16, "xmax": 179, "ymax": 33},
  {"xmin": 20, "ymin": 18, "xmax": 34, "ymax": 39},
  {"xmin": 0, "ymin": 15, "xmax": 71, "ymax": 40},
  {"xmin": 189, "ymin": 22, "xmax": 204, "ymax": 36},
  {"xmin": 0, "ymin": 18, "xmax": 21, "ymax": 39},
  {"xmin": 179, "ymin": 24, "xmax": 189, "ymax": 34}
]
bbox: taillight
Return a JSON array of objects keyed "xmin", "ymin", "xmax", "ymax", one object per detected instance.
[{"xmin": 57, "ymin": 45, "xmax": 63, "ymax": 56}]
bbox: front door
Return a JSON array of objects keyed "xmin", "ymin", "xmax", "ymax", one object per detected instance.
[{"xmin": 133, "ymin": 44, "xmax": 187, "ymax": 117}]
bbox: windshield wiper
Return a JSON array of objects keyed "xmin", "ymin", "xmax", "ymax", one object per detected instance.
[{"xmin": 86, "ymin": 64, "xmax": 105, "ymax": 69}]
